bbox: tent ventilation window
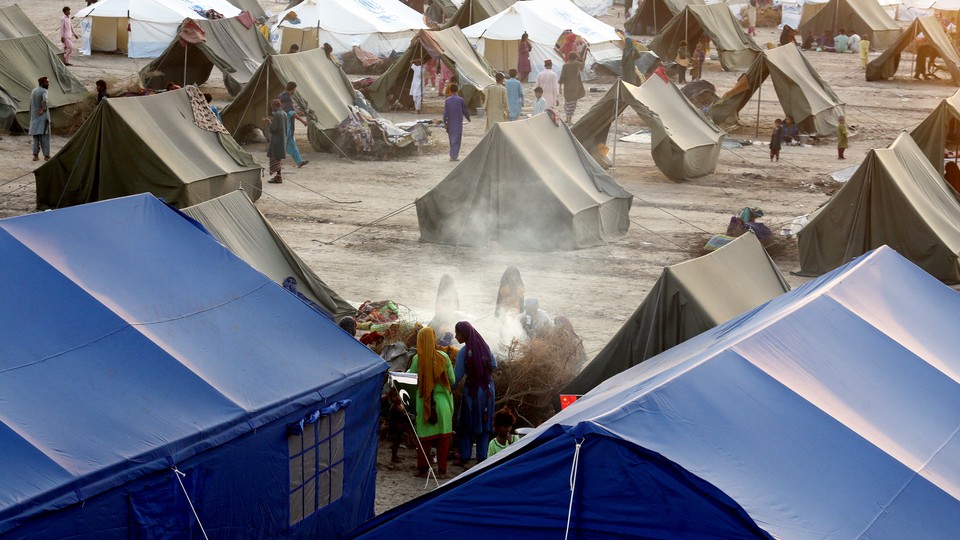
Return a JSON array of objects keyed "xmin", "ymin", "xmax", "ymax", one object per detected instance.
[{"xmin": 288, "ymin": 407, "xmax": 346, "ymax": 526}]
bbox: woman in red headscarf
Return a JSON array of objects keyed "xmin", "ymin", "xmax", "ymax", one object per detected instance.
[{"xmin": 453, "ymin": 321, "xmax": 497, "ymax": 467}]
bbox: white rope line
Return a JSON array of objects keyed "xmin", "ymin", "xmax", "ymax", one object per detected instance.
[
  {"xmin": 171, "ymin": 466, "xmax": 210, "ymax": 540},
  {"xmin": 563, "ymin": 438, "xmax": 584, "ymax": 540}
]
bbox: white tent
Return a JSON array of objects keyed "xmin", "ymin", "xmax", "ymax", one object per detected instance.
[
  {"xmin": 76, "ymin": 0, "xmax": 241, "ymax": 58},
  {"xmin": 463, "ymin": 0, "xmax": 622, "ymax": 82},
  {"xmin": 571, "ymin": 0, "xmax": 615, "ymax": 16},
  {"xmin": 271, "ymin": 0, "xmax": 427, "ymax": 57}
]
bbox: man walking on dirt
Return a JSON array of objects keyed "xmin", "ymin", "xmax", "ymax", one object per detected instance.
[{"xmin": 60, "ymin": 6, "xmax": 78, "ymax": 66}]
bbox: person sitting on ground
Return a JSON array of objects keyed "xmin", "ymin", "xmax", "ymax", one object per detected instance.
[
  {"xmin": 847, "ymin": 30, "xmax": 861, "ymax": 51},
  {"xmin": 821, "ymin": 30, "xmax": 835, "ymax": 51},
  {"xmin": 946, "ymin": 161, "xmax": 960, "ymax": 193},
  {"xmin": 487, "ymin": 408, "xmax": 519, "ymax": 458},
  {"xmin": 833, "ymin": 29, "xmax": 850, "ymax": 53},
  {"xmin": 782, "ymin": 115, "xmax": 800, "ymax": 144},
  {"xmin": 95, "ymin": 80, "xmax": 108, "ymax": 104},
  {"xmin": 802, "ymin": 30, "xmax": 815, "ymax": 50}
]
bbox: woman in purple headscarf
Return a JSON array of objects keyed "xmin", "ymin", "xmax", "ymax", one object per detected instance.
[{"xmin": 453, "ymin": 321, "xmax": 497, "ymax": 466}]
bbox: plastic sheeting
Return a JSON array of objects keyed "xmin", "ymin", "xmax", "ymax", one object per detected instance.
[
  {"xmin": 463, "ymin": 0, "xmax": 623, "ymax": 82},
  {"xmin": 798, "ymin": 133, "xmax": 960, "ymax": 283},
  {"xmin": 182, "ymin": 190, "xmax": 356, "ymax": 319},
  {"xmin": 35, "ymin": 88, "xmax": 261, "ymax": 210},
  {"xmin": 416, "ymin": 113, "xmax": 633, "ymax": 250},
  {"xmin": 272, "ymin": 0, "xmax": 427, "ymax": 56},
  {"xmin": 572, "ymin": 76, "xmax": 725, "ymax": 180},
  {"xmin": 798, "ymin": 0, "xmax": 901, "ymax": 50},
  {"xmin": 0, "ymin": 194, "xmax": 387, "ymax": 538},
  {"xmin": 352, "ymin": 245, "xmax": 960, "ymax": 540},
  {"xmin": 563, "ymin": 232, "xmax": 789, "ymax": 395},
  {"xmin": 709, "ymin": 44, "xmax": 845, "ymax": 136},
  {"xmin": 140, "ymin": 16, "xmax": 276, "ymax": 95},
  {"xmin": 649, "ymin": 3, "xmax": 762, "ymax": 71},
  {"xmin": 866, "ymin": 16, "xmax": 960, "ymax": 85},
  {"xmin": 76, "ymin": 0, "xmax": 242, "ymax": 58}
]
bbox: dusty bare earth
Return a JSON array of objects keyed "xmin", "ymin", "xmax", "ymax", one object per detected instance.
[{"xmin": 2, "ymin": 0, "xmax": 957, "ymax": 516}]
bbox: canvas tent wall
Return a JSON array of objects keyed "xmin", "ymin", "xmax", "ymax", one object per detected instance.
[
  {"xmin": 0, "ymin": 194, "xmax": 386, "ymax": 539},
  {"xmin": 0, "ymin": 35, "xmax": 87, "ymax": 132},
  {"xmin": 572, "ymin": 0, "xmax": 615, "ymax": 16},
  {"xmin": 272, "ymin": 0, "xmax": 427, "ymax": 57},
  {"xmin": 226, "ymin": 0, "xmax": 266, "ymax": 19},
  {"xmin": 183, "ymin": 190, "xmax": 356, "ymax": 320},
  {"xmin": 910, "ymin": 88, "xmax": 960, "ymax": 172},
  {"xmin": 798, "ymin": 133, "xmax": 960, "ymax": 283},
  {"xmin": 463, "ymin": 0, "xmax": 623, "ymax": 83},
  {"xmin": 443, "ymin": 0, "xmax": 516, "ymax": 28},
  {"xmin": 75, "ymin": 0, "xmax": 242, "ymax": 58},
  {"xmin": 649, "ymin": 3, "xmax": 762, "ymax": 71},
  {"xmin": 709, "ymin": 44, "xmax": 845, "ymax": 136},
  {"xmin": 220, "ymin": 48, "xmax": 357, "ymax": 152},
  {"xmin": 367, "ymin": 27, "xmax": 495, "ymax": 112},
  {"xmin": 0, "ymin": 5, "xmax": 62, "ymax": 57},
  {"xmin": 779, "ymin": 0, "xmax": 829, "ymax": 31},
  {"xmin": 353, "ymin": 245, "xmax": 960, "ymax": 540},
  {"xmin": 866, "ymin": 16, "xmax": 960, "ymax": 85},
  {"xmin": 625, "ymin": 0, "xmax": 704, "ymax": 35},
  {"xmin": 35, "ymin": 87, "xmax": 261, "ymax": 210},
  {"xmin": 572, "ymin": 76, "xmax": 724, "ymax": 180},
  {"xmin": 140, "ymin": 16, "xmax": 275, "ymax": 96},
  {"xmin": 417, "ymin": 114, "xmax": 633, "ymax": 250},
  {"xmin": 798, "ymin": 0, "xmax": 900, "ymax": 50},
  {"xmin": 563, "ymin": 232, "xmax": 789, "ymax": 396}
]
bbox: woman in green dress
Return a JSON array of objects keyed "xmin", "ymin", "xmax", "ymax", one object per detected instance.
[{"xmin": 408, "ymin": 326, "xmax": 456, "ymax": 479}]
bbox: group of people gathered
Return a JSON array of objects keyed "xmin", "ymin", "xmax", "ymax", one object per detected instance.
[
  {"xmin": 401, "ymin": 323, "xmax": 511, "ymax": 479},
  {"xmin": 769, "ymin": 114, "xmax": 848, "ymax": 161}
]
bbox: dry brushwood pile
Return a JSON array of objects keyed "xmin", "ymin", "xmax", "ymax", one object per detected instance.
[{"xmin": 493, "ymin": 327, "xmax": 584, "ymax": 427}]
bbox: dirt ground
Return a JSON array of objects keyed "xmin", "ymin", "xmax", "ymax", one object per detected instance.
[{"xmin": 3, "ymin": 0, "xmax": 957, "ymax": 516}]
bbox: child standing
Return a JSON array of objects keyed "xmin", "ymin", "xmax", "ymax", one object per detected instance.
[
  {"xmin": 837, "ymin": 116, "xmax": 848, "ymax": 159},
  {"xmin": 533, "ymin": 86, "xmax": 547, "ymax": 116},
  {"xmin": 675, "ymin": 40, "xmax": 689, "ymax": 83},
  {"xmin": 770, "ymin": 118, "xmax": 783, "ymax": 162},
  {"xmin": 487, "ymin": 409, "xmax": 519, "ymax": 458},
  {"xmin": 691, "ymin": 43, "xmax": 705, "ymax": 81},
  {"xmin": 859, "ymin": 33, "xmax": 870, "ymax": 68}
]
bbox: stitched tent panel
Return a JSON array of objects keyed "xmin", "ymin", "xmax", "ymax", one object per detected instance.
[
  {"xmin": 798, "ymin": 133, "xmax": 960, "ymax": 283},
  {"xmin": 572, "ymin": 76, "xmax": 724, "ymax": 180},
  {"xmin": 648, "ymin": 3, "xmax": 762, "ymax": 71},
  {"xmin": 35, "ymin": 87, "xmax": 262, "ymax": 210},
  {"xmin": 416, "ymin": 113, "xmax": 633, "ymax": 251},
  {"xmin": 866, "ymin": 16, "xmax": 960, "ymax": 86},
  {"xmin": 140, "ymin": 16, "xmax": 275, "ymax": 96},
  {"xmin": 798, "ymin": 0, "xmax": 900, "ymax": 51},
  {"xmin": 367, "ymin": 27, "xmax": 496, "ymax": 112}
]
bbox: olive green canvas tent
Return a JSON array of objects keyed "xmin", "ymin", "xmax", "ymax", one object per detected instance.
[
  {"xmin": 798, "ymin": 0, "xmax": 900, "ymax": 51},
  {"xmin": 866, "ymin": 16, "xmax": 960, "ymax": 85},
  {"xmin": 443, "ymin": 0, "xmax": 516, "ymax": 28},
  {"xmin": 220, "ymin": 48, "xmax": 356, "ymax": 152},
  {"xmin": 416, "ymin": 113, "xmax": 633, "ymax": 251},
  {"xmin": 367, "ymin": 27, "xmax": 496, "ymax": 113},
  {"xmin": 572, "ymin": 76, "xmax": 724, "ymax": 180},
  {"xmin": 0, "ymin": 34, "xmax": 87, "ymax": 132},
  {"xmin": 562, "ymin": 232, "xmax": 789, "ymax": 396},
  {"xmin": 625, "ymin": 0, "xmax": 704, "ymax": 35},
  {"xmin": 0, "ymin": 87, "xmax": 17, "ymax": 132},
  {"xmin": 140, "ymin": 16, "xmax": 275, "ymax": 96},
  {"xmin": 709, "ymin": 44, "xmax": 845, "ymax": 136},
  {"xmin": 649, "ymin": 3, "xmax": 761, "ymax": 71},
  {"xmin": 0, "ymin": 5, "xmax": 62, "ymax": 57},
  {"xmin": 182, "ymin": 190, "xmax": 355, "ymax": 320},
  {"xmin": 798, "ymin": 133, "xmax": 960, "ymax": 283},
  {"xmin": 35, "ymin": 87, "xmax": 262, "ymax": 210},
  {"xmin": 910, "ymin": 89, "xmax": 960, "ymax": 173}
]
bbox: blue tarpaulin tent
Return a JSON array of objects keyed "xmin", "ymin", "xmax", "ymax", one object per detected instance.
[
  {"xmin": 351, "ymin": 246, "xmax": 960, "ymax": 540},
  {"xmin": 0, "ymin": 194, "xmax": 386, "ymax": 539}
]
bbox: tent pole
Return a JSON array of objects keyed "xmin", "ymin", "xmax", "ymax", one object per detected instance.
[
  {"xmin": 755, "ymin": 65, "xmax": 762, "ymax": 139},
  {"xmin": 612, "ymin": 79, "xmax": 620, "ymax": 169},
  {"xmin": 183, "ymin": 43, "xmax": 188, "ymax": 86}
]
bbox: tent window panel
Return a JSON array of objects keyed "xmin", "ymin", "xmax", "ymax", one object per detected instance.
[{"xmin": 288, "ymin": 408, "xmax": 346, "ymax": 527}]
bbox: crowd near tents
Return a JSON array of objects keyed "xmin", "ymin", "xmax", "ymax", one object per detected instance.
[
  {"xmin": 353, "ymin": 246, "xmax": 960, "ymax": 540},
  {"xmin": 75, "ymin": 0, "xmax": 243, "ymax": 58},
  {"xmin": 8, "ymin": 0, "xmax": 960, "ymax": 537},
  {"xmin": 140, "ymin": 15, "xmax": 276, "ymax": 95},
  {"xmin": 0, "ymin": 194, "xmax": 387, "ymax": 539},
  {"xmin": 35, "ymin": 87, "xmax": 261, "ymax": 209},
  {"xmin": 573, "ymin": 76, "xmax": 725, "ymax": 180},
  {"xmin": 416, "ymin": 114, "xmax": 633, "ymax": 251}
]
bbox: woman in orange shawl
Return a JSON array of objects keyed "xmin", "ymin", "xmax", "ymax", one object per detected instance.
[{"xmin": 408, "ymin": 326, "xmax": 456, "ymax": 478}]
